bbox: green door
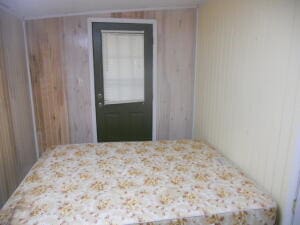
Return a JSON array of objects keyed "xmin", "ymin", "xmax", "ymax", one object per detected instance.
[{"xmin": 92, "ymin": 22, "xmax": 153, "ymax": 142}]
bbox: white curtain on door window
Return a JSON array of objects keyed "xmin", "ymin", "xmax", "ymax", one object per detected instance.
[{"xmin": 101, "ymin": 31, "xmax": 145, "ymax": 105}]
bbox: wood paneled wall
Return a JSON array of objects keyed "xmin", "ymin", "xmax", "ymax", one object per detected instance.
[
  {"xmin": 194, "ymin": 1, "xmax": 300, "ymax": 224},
  {"xmin": 0, "ymin": 22, "xmax": 18, "ymax": 208},
  {"xmin": 0, "ymin": 9, "xmax": 36, "ymax": 206},
  {"xmin": 26, "ymin": 9, "xmax": 197, "ymax": 153}
]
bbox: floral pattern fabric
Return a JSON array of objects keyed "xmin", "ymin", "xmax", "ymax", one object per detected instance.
[{"xmin": 0, "ymin": 140, "xmax": 276, "ymax": 225}]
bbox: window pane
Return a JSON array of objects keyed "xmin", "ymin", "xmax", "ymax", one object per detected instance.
[{"xmin": 102, "ymin": 31, "xmax": 144, "ymax": 105}]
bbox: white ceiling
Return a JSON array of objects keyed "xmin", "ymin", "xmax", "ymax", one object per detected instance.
[{"xmin": 0, "ymin": 0, "xmax": 204, "ymax": 19}]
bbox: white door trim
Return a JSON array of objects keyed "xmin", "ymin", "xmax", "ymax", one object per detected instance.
[{"xmin": 87, "ymin": 17, "xmax": 157, "ymax": 142}]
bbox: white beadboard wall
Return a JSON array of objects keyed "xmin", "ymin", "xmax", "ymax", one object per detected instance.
[{"xmin": 194, "ymin": 0, "xmax": 300, "ymax": 224}]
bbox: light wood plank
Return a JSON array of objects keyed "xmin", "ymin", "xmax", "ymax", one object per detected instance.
[
  {"xmin": 62, "ymin": 16, "xmax": 94, "ymax": 143},
  {"xmin": 27, "ymin": 18, "xmax": 70, "ymax": 152}
]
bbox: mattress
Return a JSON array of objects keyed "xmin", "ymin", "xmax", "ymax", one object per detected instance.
[{"xmin": 0, "ymin": 140, "xmax": 276, "ymax": 225}]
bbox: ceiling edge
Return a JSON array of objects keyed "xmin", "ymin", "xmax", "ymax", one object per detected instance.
[{"xmin": 25, "ymin": 4, "xmax": 198, "ymax": 20}]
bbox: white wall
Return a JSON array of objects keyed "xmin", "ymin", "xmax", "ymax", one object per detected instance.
[{"xmin": 194, "ymin": 0, "xmax": 300, "ymax": 224}]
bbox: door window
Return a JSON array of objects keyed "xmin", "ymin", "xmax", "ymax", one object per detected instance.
[{"xmin": 101, "ymin": 30, "xmax": 145, "ymax": 105}]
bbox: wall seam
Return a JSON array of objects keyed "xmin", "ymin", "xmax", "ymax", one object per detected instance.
[
  {"xmin": 192, "ymin": 7, "xmax": 199, "ymax": 139},
  {"xmin": 22, "ymin": 21, "xmax": 39, "ymax": 159}
]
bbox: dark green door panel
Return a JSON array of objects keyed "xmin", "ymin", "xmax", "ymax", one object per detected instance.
[{"xmin": 92, "ymin": 22, "xmax": 153, "ymax": 142}]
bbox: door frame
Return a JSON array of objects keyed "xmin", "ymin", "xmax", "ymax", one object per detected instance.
[{"xmin": 87, "ymin": 17, "xmax": 157, "ymax": 143}]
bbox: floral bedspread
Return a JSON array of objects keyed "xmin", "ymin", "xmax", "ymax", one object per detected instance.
[{"xmin": 0, "ymin": 140, "xmax": 276, "ymax": 225}]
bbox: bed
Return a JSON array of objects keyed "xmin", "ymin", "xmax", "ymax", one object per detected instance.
[{"xmin": 0, "ymin": 140, "xmax": 276, "ymax": 225}]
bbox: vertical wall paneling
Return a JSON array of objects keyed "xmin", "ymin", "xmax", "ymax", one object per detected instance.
[
  {"xmin": 194, "ymin": 1, "xmax": 300, "ymax": 224},
  {"xmin": 280, "ymin": 1, "xmax": 300, "ymax": 223},
  {"xmin": 62, "ymin": 16, "xmax": 94, "ymax": 143},
  {"xmin": 0, "ymin": 23, "xmax": 18, "ymax": 207},
  {"xmin": 151, "ymin": 10, "xmax": 196, "ymax": 140},
  {"xmin": 0, "ymin": 8, "xmax": 36, "ymax": 206},
  {"xmin": 26, "ymin": 19, "xmax": 70, "ymax": 152},
  {"xmin": 0, "ymin": 10, "xmax": 37, "ymax": 180},
  {"xmin": 0, "ymin": 8, "xmax": 37, "ymax": 204},
  {"xmin": 26, "ymin": 8, "xmax": 197, "ymax": 152}
]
